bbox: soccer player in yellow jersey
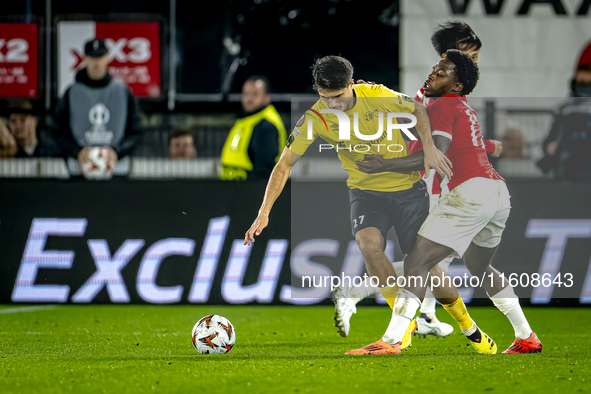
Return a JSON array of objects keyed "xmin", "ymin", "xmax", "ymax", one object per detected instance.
[{"xmin": 244, "ymin": 55, "xmax": 479, "ymax": 355}]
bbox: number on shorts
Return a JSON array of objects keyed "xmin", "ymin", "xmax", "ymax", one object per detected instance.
[{"xmin": 353, "ymin": 215, "xmax": 365, "ymax": 229}]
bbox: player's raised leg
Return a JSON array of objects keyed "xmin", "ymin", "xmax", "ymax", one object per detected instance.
[
  {"xmin": 349, "ymin": 227, "xmax": 416, "ymax": 351},
  {"xmin": 382, "ymin": 236, "xmax": 497, "ymax": 354},
  {"xmin": 334, "ymin": 257, "xmax": 454, "ymax": 338},
  {"xmin": 380, "ymin": 237, "xmax": 453, "ymax": 354}
]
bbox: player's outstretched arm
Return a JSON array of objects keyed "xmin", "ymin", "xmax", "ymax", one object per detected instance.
[
  {"xmin": 413, "ymin": 101, "xmax": 453, "ymax": 179},
  {"xmin": 244, "ymin": 148, "xmax": 301, "ymax": 246},
  {"xmin": 357, "ymin": 136, "xmax": 451, "ymax": 174}
]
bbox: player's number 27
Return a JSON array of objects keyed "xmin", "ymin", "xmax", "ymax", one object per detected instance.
[{"xmin": 353, "ymin": 215, "xmax": 365, "ymax": 229}]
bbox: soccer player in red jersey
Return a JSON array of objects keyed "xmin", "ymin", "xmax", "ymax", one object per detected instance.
[
  {"xmin": 335, "ymin": 22, "xmax": 501, "ymax": 340},
  {"xmin": 408, "ymin": 22, "xmax": 500, "ymax": 337},
  {"xmin": 347, "ymin": 50, "xmax": 542, "ymax": 355}
]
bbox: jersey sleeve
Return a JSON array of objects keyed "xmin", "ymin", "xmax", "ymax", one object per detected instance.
[
  {"xmin": 379, "ymin": 85, "xmax": 415, "ymax": 114},
  {"xmin": 484, "ymin": 139, "xmax": 495, "ymax": 154},
  {"xmin": 414, "ymin": 87, "xmax": 424, "ymax": 102},
  {"xmin": 427, "ymin": 100, "xmax": 455, "ymax": 141},
  {"xmin": 286, "ymin": 111, "xmax": 318, "ymax": 155}
]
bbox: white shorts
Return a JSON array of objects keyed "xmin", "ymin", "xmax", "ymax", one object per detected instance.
[{"xmin": 418, "ymin": 177, "xmax": 511, "ymax": 258}]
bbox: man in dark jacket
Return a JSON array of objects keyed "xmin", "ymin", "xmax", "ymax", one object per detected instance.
[
  {"xmin": 52, "ymin": 38, "xmax": 142, "ymax": 177},
  {"xmin": 538, "ymin": 42, "xmax": 591, "ymax": 181}
]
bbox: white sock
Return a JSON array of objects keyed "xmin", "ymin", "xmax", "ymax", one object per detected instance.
[
  {"xmin": 462, "ymin": 322, "xmax": 478, "ymax": 337},
  {"xmin": 489, "ymin": 285, "xmax": 532, "ymax": 340},
  {"xmin": 419, "ymin": 288, "xmax": 437, "ymax": 318},
  {"xmin": 383, "ymin": 288, "xmax": 421, "ymax": 345}
]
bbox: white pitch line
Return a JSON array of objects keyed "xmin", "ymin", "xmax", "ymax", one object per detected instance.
[{"xmin": 0, "ymin": 306, "xmax": 57, "ymax": 314}]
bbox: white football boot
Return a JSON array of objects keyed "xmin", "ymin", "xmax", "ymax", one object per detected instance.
[
  {"xmin": 332, "ymin": 285, "xmax": 357, "ymax": 337},
  {"xmin": 415, "ymin": 315, "xmax": 454, "ymax": 338}
]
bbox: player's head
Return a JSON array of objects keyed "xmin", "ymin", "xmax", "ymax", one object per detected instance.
[
  {"xmin": 242, "ymin": 75, "xmax": 271, "ymax": 113},
  {"xmin": 431, "ymin": 21, "xmax": 482, "ymax": 64},
  {"xmin": 423, "ymin": 49, "xmax": 479, "ymax": 97},
  {"xmin": 312, "ymin": 55, "xmax": 355, "ymax": 111}
]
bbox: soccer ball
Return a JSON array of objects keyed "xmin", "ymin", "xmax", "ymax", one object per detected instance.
[
  {"xmin": 81, "ymin": 147, "xmax": 114, "ymax": 180},
  {"xmin": 191, "ymin": 315, "xmax": 236, "ymax": 354}
]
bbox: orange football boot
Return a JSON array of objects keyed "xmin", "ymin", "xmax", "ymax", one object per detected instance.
[
  {"xmin": 503, "ymin": 332, "xmax": 542, "ymax": 354},
  {"xmin": 345, "ymin": 339, "xmax": 401, "ymax": 355}
]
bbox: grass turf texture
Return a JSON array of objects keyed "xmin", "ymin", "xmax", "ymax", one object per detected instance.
[{"xmin": 0, "ymin": 305, "xmax": 589, "ymax": 393}]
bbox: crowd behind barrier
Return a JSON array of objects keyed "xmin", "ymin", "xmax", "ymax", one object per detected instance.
[{"xmin": 0, "ymin": 102, "xmax": 570, "ymax": 179}]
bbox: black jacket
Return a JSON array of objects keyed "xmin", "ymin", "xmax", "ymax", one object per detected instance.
[{"xmin": 247, "ymin": 117, "xmax": 280, "ymax": 180}]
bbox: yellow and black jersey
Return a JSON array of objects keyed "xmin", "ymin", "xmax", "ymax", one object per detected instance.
[{"xmin": 287, "ymin": 84, "xmax": 421, "ymax": 192}]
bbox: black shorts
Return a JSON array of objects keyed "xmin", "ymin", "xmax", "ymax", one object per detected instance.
[{"xmin": 349, "ymin": 180, "xmax": 430, "ymax": 254}]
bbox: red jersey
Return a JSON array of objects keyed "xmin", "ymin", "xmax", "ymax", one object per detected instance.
[
  {"xmin": 409, "ymin": 88, "xmax": 496, "ymax": 194},
  {"xmin": 426, "ymin": 94, "xmax": 503, "ymax": 191}
]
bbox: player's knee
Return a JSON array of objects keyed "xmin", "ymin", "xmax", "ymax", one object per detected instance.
[
  {"xmin": 356, "ymin": 235, "xmax": 383, "ymax": 262},
  {"xmin": 359, "ymin": 244, "xmax": 383, "ymax": 263}
]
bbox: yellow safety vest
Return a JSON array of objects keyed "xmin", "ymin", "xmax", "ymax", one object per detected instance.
[{"xmin": 220, "ymin": 105, "xmax": 287, "ymax": 180}]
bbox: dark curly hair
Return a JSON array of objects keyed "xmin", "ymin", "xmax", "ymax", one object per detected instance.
[
  {"xmin": 444, "ymin": 49, "xmax": 480, "ymax": 95},
  {"xmin": 312, "ymin": 56, "xmax": 353, "ymax": 91},
  {"xmin": 431, "ymin": 21, "xmax": 482, "ymax": 56}
]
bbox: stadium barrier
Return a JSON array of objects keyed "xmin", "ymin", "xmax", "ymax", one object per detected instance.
[{"xmin": 0, "ymin": 179, "xmax": 589, "ymax": 306}]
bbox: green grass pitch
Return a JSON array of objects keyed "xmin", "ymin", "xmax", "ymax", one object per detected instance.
[{"xmin": 1, "ymin": 305, "xmax": 589, "ymax": 393}]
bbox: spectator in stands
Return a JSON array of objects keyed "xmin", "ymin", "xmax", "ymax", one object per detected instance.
[
  {"xmin": 0, "ymin": 99, "xmax": 53, "ymax": 158},
  {"xmin": 169, "ymin": 129, "xmax": 197, "ymax": 159},
  {"xmin": 220, "ymin": 76, "xmax": 287, "ymax": 180},
  {"xmin": 538, "ymin": 41, "xmax": 591, "ymax": 181},
  {"xmin": 51, "ymin": 38, "xmax": 142, "ymax": 178},
  {"xmin": 0, "ymin": 113, "xmax": 18, "ymax": 158},
  {"xmin": 0, "ymin": 128, "xmax": 16, "ymax": 157}
]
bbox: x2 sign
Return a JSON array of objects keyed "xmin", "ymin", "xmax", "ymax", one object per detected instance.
[
  {"xmin": 0, "ymin": 23, "xmax": 38, "ymax": 98},
  {"xmin": 57, "ymin": 21, "xmax": 161, "ymax": 98}
]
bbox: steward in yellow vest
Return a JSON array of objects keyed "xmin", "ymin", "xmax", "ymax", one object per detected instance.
[{"xmin": 220, "ymin": 104, "xmax": 286, "ymax": 180}]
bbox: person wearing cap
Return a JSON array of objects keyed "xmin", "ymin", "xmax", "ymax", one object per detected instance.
[
  {"xmin": 51, "ymin": 38, "xmax": 142, "ymax": 177},
  {"xmin": 537, "ymin": 40, "xmax": 591, "ymax": 181}
]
